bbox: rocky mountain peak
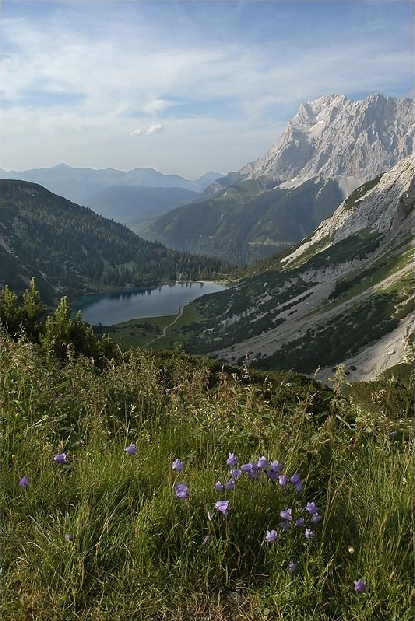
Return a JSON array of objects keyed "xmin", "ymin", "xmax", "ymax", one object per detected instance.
[{"xmin": 240, "ymin": 93, "xmax": 414, "ymax": 195}]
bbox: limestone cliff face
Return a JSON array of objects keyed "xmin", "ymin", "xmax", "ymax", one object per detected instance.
[
  {"xmin": 282, "ymin": 156, "xmax": 414, "ymax": 266},
  {"xmin": 241, "ymin": 94, "xmax": 414, "ymax": 195}
]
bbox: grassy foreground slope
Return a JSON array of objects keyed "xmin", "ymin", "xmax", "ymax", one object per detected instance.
[{"xmin": 1, "ymin": 328, "xmax": 413, "ymax": 621}]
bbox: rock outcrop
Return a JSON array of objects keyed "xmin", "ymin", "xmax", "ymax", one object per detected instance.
[{"xmin": 241, "ymin": 94, "xmax": 414, "ymax": 195}]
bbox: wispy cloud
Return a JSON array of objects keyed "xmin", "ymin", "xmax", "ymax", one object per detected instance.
[{"xmin": 1, "ymin": 1, "xmax": 413, "ymax": 177}]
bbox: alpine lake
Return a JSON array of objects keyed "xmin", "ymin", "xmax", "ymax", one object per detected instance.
[{"xmin": 73, "ymin": 281, "xmax": 227, "ymax": 326}]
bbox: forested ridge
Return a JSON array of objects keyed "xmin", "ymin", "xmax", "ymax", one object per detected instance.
[{"xmin": 0, "ymin": 179, "xmax": 235, "ymax": 304}]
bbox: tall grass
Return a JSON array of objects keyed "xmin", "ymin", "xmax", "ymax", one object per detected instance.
[{"xmin": 1, "ymin": 332, "xmax": 413, "ymax": 620}]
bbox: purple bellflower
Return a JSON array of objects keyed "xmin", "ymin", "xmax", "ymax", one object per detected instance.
[
  {"xmin": 174, "ymin": 483, "xmax": 189, "ymax": 499},
  {"xmin": 280, "ymin": 508, "xmax": 293, "ymax": 522},
  {"xmin": 214, "ymin": 481, "xmax": 224, "ymax": 492},
  {"xmin": 354, "ymin": 578, "xmax": 366, "ymax": 593},
  {"xmin": 214, "ymin": 500, "xmax": 230, "ymax": 516},
  {"xmin": 305, "ymin": 501, "xmax": 319, "ymax": 514},
  {"xmin": 278, "ymin": 474, "xmax": 289, "ymax": 486},
  {"xmin": 172, "ymin": 459, "xmax": 184, "ymax": 472},
  {"xmin": 288, "ymin": 561, "xmax": 298, "ymax": 572},
  {"xmin": 310, "ymin": 513, "xmax": 323, "ymax": 524},
  {"xmin": 305, "ymin": 528, "xmax": 315, "ymax": 539},
  {"xmin": 54, "ymin": 453, "xmax": 67, "ymax": 463},
  {"xmin": 224, "ymin": 479, "xmax": 236, "ymax": 491},
  {"xmin": 226, "ymin": 452, "xmax": 238, "ymax": 467},
  {"xmin": 257, "ymin": 456, "xmax": 269, "ymax": 469},
  {"xmin": 290, "ymin": 473, "xmax": 303, "ymax": 491},
  {"xmin": 18, "ymin": 475, "xmax": 29, "ymax": 488},
  {"xmin": 230, "ymin": 468, "xmax": 242, "ymax": 480},
  {"xmin": 65, "ymin": 533, "xmax": 73, "ymax": 542},
  {"xmin": 265, "ymin": 529, "xmax": 278, "ymax": 543},
  {"xmin": 124, "ymin": 444, "xmax": 137, "ymax": 455}
]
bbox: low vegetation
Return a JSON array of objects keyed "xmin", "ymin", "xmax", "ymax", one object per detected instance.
[{"xmin": 1, "ymin": 283, "xmax": 413, "ymax": 620}]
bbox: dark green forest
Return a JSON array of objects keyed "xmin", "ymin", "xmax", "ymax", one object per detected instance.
[{"xmin": 0, "ymin": 180, "xmax": 236, "ymax": 305}]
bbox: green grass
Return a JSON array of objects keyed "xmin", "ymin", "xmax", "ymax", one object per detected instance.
[{"xmin": 1, "ymin": 333, "xmax": 413, "ymax": 620}]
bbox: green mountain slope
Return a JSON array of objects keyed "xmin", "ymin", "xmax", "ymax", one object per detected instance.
[
  {"xmin": 150, "ymin": 158, "xmax": 414, "ymax": 380},
  {"xmin": 143, "ymin": 178, "xmax": 343, "ymax": 264},
  {"xmin": 0, "ymin": 179, "xmax": 234, "ymax": 305}
]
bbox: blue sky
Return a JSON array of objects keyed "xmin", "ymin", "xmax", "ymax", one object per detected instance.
[{"xmin": 1, "ymin": 1, "xmax": 413, "ymax": 178}]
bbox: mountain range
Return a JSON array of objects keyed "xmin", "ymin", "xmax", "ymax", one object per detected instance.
[
  {"xmin": 0, "ymin": 164, "xmax": 221, "ymax": 233},
  {"xmin": 142, "ymin": 94, "xmax": 414, "ymax": 264},
  {"xmin": 1, "ymin": 92, "xmax": 413, "ymax": 380},
  {"xmin": 164, "ymin": 155, "xmax": 414, "ymax": 381}
]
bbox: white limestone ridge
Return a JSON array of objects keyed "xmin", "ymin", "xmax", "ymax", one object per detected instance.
[
  {"xmin": 282, "ymin": 155, "xmax": 414, "ymax": 266},
  {"xmin": 241, "ymin": 94, "xmax": 414, "ymax": 195}
]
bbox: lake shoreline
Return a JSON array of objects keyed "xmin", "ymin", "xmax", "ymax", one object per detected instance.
[{"xmin": 73, "ymin": 281, "xmax": 228, "ymax": 326}]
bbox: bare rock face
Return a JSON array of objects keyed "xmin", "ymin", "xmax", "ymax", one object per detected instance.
[
  {"xmin": 241, "ymin": 94, "xmax": 414, "ymax": 195},
  {"xmin": 282, "ymin": 156, "xmax": 414, "ymax": 266}
]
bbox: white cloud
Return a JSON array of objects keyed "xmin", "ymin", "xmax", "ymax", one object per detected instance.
[
  {"xmin": 1, "ymin": 2, "xmax": 413, "ymax": 177},
  {"xmin": 130, "ymin": 124, "xmax": 164, "ymax": 137},
  {"xmin": 145, "ymin": 124, "xmax": 164, "ymax": 135}
]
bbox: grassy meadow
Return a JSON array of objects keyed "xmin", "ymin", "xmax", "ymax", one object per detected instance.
[{"xmin": 1, "ymin": 329, "xmax": 414, "ymax": 621}]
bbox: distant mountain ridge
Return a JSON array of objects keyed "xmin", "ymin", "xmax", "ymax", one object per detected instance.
[{"xmin": 240, "ymin": 93, "xmax": 414, "ymax": 194}]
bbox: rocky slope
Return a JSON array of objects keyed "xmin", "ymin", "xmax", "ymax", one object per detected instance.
[
  {"xmin": 240, "ymin": 94, "xmax": 414, "ymax": 195},
  {"xmin": 179, "ymin": 157, "xmax": 414, "ymax": 382}
]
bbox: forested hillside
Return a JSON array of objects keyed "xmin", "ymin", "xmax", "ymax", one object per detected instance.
[
  {"xmin": 0, "ymin": 180, "xmax": 235, "ymax": 304},
  {"xmin": 143, "ymin": 178, "xmax": 343, "ymax": 264}
]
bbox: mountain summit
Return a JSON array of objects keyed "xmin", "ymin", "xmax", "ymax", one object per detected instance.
[{"xmin": 240, "ymin": 94, "xmax": 414, "ymax": 195}]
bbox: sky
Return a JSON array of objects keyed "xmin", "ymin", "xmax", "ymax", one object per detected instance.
[{"xmin": 1, "ymin": 0, "xmax": 413, "ymax": 179}]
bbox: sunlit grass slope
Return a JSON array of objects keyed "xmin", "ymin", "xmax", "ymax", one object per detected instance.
[{"xmin": 1, "ymin": 333, "xmax": 413, "ymax": 621}]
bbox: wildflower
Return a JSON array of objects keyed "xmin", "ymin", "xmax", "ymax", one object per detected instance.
[
  {"xmin": 124, "ymin": 444, "xmax": 137, "ymax": 455},
  {"xmin": 214, "ymin": 500, "xmax": 230, "ymax": 515},
  {"xmin": 280, "ymin": 508, "xmax": 293, "ymax": 522},
  {"xmin": 230, "ymin": 468, "xmax": 242, "ymax": 480},
  {"xmin": 265, "ymin": 461, "xmax": 282, "ymax": 481},
  {"xmin": 265, "ymin": 529, "xmax": 278, "ymax": 543},
  {"xmin": 226, "ymin": 452, "xmax": 238, "ymax": 467},
  {"xmin": 241, "ymin": 462, "xmax": 254, "ymax": 473},
  {"xmin": 202, "ymin": 536, "xmax": 210, "ymax": 545},
  {"xmin": 18, "ymin": 475, "xmax": 29, "ymax": 488},
  {"xmin": 214, "ymin": 481, "xmax": 224, "ymax": 492},
  {"xmin": 54, "ymin": 453, "xmax": 67, "ymax": 463},
  {"xmin": 278, "ymin": 474, "xmax": 289, "ymax": 486},
  {"xmin": 310, "ymin": 513, "xmax": 323, "ymax": 524},
  {"xmin": 172, "ymin": 459, "xmax": 184, "ymax": 472},
  {"xmin": 305, "ymin": 501, "xmax": 319, "ymax": 514},
  {"xmin": 305, "ymin": 528, "xmax": 315, "ymax": 539},
  {"xmin": 295, "ymin": 517, "xmax": 305, "ymax": 528},
  {"xmin": 257, "ymin": 456, "xmax": 269, "ymax": 469},
  {"xmin": 288, "ymin": 561, "xmax": 298, "ymax": 572},
  {"xmin": 65, "ymin": 533, "xmax": 73, "ymax": 542},
  {"xmin": 224, "ymin": 479, "xmax": 236, "ymax": 491},
  {"xmin": 174, "ymin": 483, "xmax": 189, "ymax": 499},
  {"xmin": 249, "ymin": 464, "xmax": 261, "ymax": 480},
  {"xmin": 354, "ymin": 578, "xmax": 366, "ymax": 593},
  {"xmin": 290, "ymin": 473, "xmax": 303, "ymax": 491}
]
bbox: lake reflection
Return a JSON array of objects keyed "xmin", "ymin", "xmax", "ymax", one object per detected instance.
[{"xmin": 74, "ymin": 281, "xmax": 226, "ymax": 325}]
